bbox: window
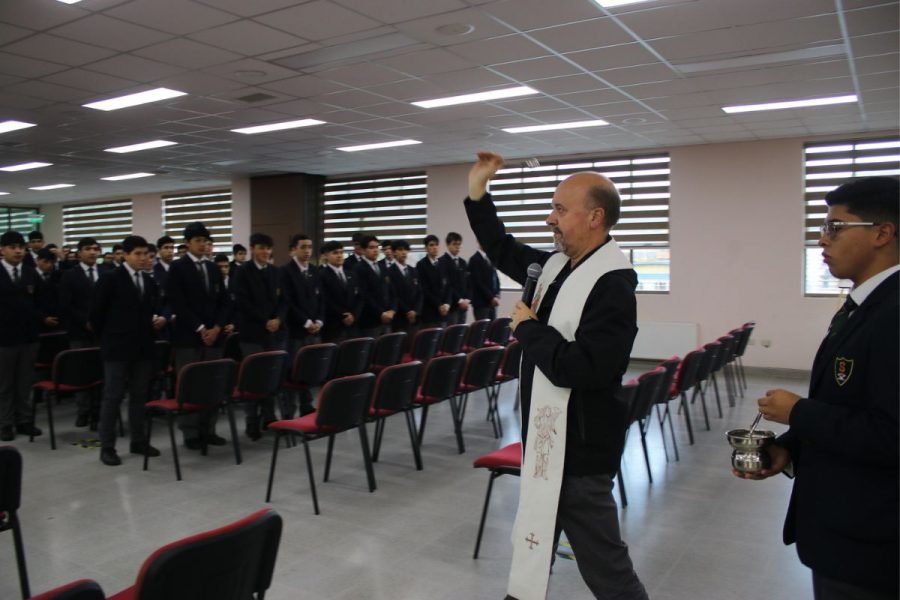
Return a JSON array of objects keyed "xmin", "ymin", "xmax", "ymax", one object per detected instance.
[
  {"xmin": 322, "ymin": 172, "xmax": 428, "ymax": 255},
  {"xmin": 63, "ymin": 199, "xmax": 133, "ymax": 252},
  {"xmin": 163, "ymin": 190, "xmax": 233, "ymax": 254},
  {"xmin": 0, "ymin": 206, "xmax": 41, "ymax": 235},
  {"xmin": 803, "ymin": 138, "xmax": 900, "ymax": 295},
  {"xmin": 488, "ymin": 154, "xmax": 671, "ymax": 292}
]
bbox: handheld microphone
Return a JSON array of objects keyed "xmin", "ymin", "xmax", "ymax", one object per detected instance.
[{"xmin": 521, "ymin": 263, "xmax": 542, "ymax": 306}]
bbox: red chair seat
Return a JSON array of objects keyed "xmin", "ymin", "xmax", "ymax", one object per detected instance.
[
  {"xmin": 32, "ymin": 380, "xmax": 98, "ymax": 392},
  {"xmin": 400, "ymin": 353, "xmax": 413, "ymax": 363},
  {"xmin": 268, "ymin": 413, "xmax": 337, "ymax": 434},
  {"xmin": 107, "ymin": 588, "xmax": 133, "ymax": 600},
  {"xmin": 368, "ymin": 407, "xmax": 396, "ymax": 418},
  {"xmin": 413, "ymin": 391, "xmax": 442, "ymax": 405},
  {"xmin": 482, "ymin": 340, "xmax": 500, "ymax": 347},
  {"xmin": 145, "ymin": 398, "xmax": 209, "ymax": 412},
  {"xmin": 232, "ymin": 389, "xmax": 268, "ymax": 401},
  {"xmin": 458, "ymin": 382, "xmax": 479, "ymax": 392},
  {"xmin": 473, "ymin": 442, "xmax": 522, "ymax": 469}
]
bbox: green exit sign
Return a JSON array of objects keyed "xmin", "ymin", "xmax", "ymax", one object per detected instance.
[{"xmin": 28, "ymin": 214, "xmax": 44, "ymax": 224}]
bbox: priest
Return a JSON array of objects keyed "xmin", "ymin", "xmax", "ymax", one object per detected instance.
[{"xmin": 465, "ymin": 151, "xmax": 648, "ymax": 600}]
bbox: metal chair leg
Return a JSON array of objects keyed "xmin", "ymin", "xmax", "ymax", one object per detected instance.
[
  {"xmin": 11, "ymin": 513, "xmax": 30, "ymax": 600},
  {"xmin": 405, "ymin": 410, "xmax": 423, "ymax": 470},
  {"xmin": 680, "ymin": 392, "xmax": 694, "ymax": 445},
  {"xmin": 358, "ymin": 425, "xmax": 377, "ymax": 492},
  {"xmin": 226, "ymin": 403, "xmax": 242, "ymax": 465},
  {"xmin": 473, "ymin": 471, "xmax": 498, "ymax": 559},
  {"xmin": 616, "ymin": 468, "xmax": 627, "ymax": 508},
  {"xmin": 323, "ymin": 434, "xmax": 335, "ymax": 482},
  {"xmin": 167, "ymin": 414, "xmax": 181, "ymax": 481},
  {"xmin": 265, "ymin": 433, "xmax": 281, "ymax": 502},
  {"xmin": 302, "ymin": 437, "xmax": 319, "ymax": 515}
]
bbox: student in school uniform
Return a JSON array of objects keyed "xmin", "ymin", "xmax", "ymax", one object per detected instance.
[
  {"xmin": 165, "ymin": 221, "xmax": 229, "ymax": 450},
  {"xmin": 90, "ymin": 236, "xmax": 166, "ymax": 466},
  {"xmin": 353, "ymin": 234, "xmax": 396, "ymax": 338},
  {"xmin": 378, "ymin": 239, "xmax": 395, "ymax": 271},
  {"xmin": 229, "ymin": 243, "xmax": 247, "ymax": 277},
  {"xmin": 23, "ymin": 230, "xmax": 43, "ymax": 269},
  {"xmin": 469, "ymin": 243, "xmax": 502, "ymax": 320},
  {"xmin": 0, "ymin": 231, "xmax": 43, "ymax": 441},
  {"xmin": 35, "ymin": 247, "xmax": 62, "ymax": 333},
  {"xmin": 319, "ymin": 240, "xmax": 362, "ymax": 343},
  {"xmin": 387, "ymin": 240, "xmax": 422, "ymax": 340},
  {"xmin": 417, "ymin": 234, "xmax": 451, "ymax": 327},
  {"xmin": 281, "ymin": 234, "xmax": 324, "ymax": 417},
  {"xmin": 342, "ymin": 232, "xmax": 364, "ymax": 272},
  {"xmin": 438, "ymin": 231, "xmax": 471, "ymax": 325}
]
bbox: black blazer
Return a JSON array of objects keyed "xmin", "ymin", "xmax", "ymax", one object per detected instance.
[
  {"xmin": 152, "ymin": 261, "xmax": 170, "ymax": 290},
  {"xmin": 388, "ymin": 263, "xmax": 423, "ymax": 325},
  {"xmin": 468, "ymin": 251, "xmax": 500, "ymax": 310},
  {"xmin": 281, "ymin": 261, "xmax": 324, "ymax": 339},
  {"xmin": 343, "ymin": 253, "xmax": 361, "ymax": 272},
  {"xmin": 231, "ymin": 262, "xmax": 287, "ymax": 345},
  {"xmin": 416, "ymin": 257, "xmax": 450, "ymax": 324},
  {"xmin": 88, "ymin": 265, "xmax": 160, "ymax": 362},
  {"xmin": 0, "ymin": 262, "xmax": 41, "ymax": 346},
  {"xmin": 319, "ymin": 265, "xmax": 362, "ymax": 340},
  {"xmin": 165, "ymin": 255, "xmax": 228, "ymax": 348},
  {"xmin": 59, "ymin": 265, "xmax": 98, "ymax": 343},
  {"xmin": 466, "ymin": 194, "xmax": 638, "ymax": 477},
  {"xmin": 353, "ymin": 260, "xmax": 397, "ymax": 330},
  {"xmin": 776, "ymin": 272, "xmax": 898, "ymax": 595},
  {"xmin": 439, "ymin": 253, "xmax": 470, "ymax": 309},
  {"xmin": 36, "ymin": 269, "xmax": 63, "ymax": 332}
]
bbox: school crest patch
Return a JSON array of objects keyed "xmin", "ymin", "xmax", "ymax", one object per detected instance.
[{"xmin": 834, "ymin": 357, "xmax": 854, "ymax": 387}]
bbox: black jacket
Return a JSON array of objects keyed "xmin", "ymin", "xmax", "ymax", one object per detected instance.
[
  {"xmin": 36, "ymin": 268, "xmax": 63, "ymax": 332},
  {"xmin": 0, "ymin": 262, "xmax": 41, "ymax": 347},
  {"xmin": 776, "ymin": 272, "xmax": 898, "ymax": 595},
  {"xmin": 281, "ymin": 261, "xmax": 324, "ymax": 339},
  {"xmin": 231, "ymin": 262, "xmax": 287, "ymax": 345},
  {"xmin": 388, "ymin": 262, "xmax": 423, "ymax": 325},
  {"xmin": 165, "ymin": 255, "xmax": 228, "ymax": 348},
  {"xmin": 353, "ymin": 259, "xmax": 397, "ymax": 330},
  {"xmin": 466, "ymin": 194, "xmax": 638, "ymax": 477},
  {"xmin": 468, "ymin": 251, "xmax": 500, "ymax": 310},
  {"xmin": 88, "ymin": 265, "xmax": 160, "ymax": 362},
  {"xmin": 59, "ymin": 264, "xmax": 98, "ymax": 343},
  {"xmin": 439, "ymin": 253, "xmax": 470, "ymax": 310},
  {"xmin": 319, "ymin": 265, "xmax": 363, "ymax": 340},
  {"xmin": 416, "ymin": 256, "xmax": 450, "ymax": 324}
]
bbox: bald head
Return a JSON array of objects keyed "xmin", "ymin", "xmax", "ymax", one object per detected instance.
[{"xmin": 558, "ymin": 172, "xmax": 621, "ymax": 230}]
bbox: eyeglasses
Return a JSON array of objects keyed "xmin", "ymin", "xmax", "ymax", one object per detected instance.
[{"xmin": 820, "ymin": 220, "xmax": 879, "ymax": 238}]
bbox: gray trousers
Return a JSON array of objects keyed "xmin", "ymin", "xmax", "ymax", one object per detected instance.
[
  {"xmin": 552, "ymin": 474, "xmax": 649, "ymax": 600},
  {"xmin": 813, "ymin": 573, "xmax": 896, "ymax": 600},
  {"xmin": 0, "ymin": 343, "xmax": 38, "ymax": 428},
  {"xmin": 99, "ymin": 359, "xmax": 153, "ymax": 449},
  {"xmin": 174, "ymin": 346, "xmax": 223, "ymax": 440}
]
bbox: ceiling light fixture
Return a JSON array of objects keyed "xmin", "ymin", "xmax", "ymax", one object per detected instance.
[
  {"xmin": 83, "ymin": 88, "xmax": 187, "ymax": 111},
  {"xmin": 101, "ymin": 172, "xmax": 156, "ymax": 181},
  {"xmin": 0, "ymin": 120, "xmax": 36, "ymax": 134},
  {"xmin": 336, "ymin": 140, "xmax": 422, "ymax": 152},
  {"xmin": 503, "ymin": 119, "xmax": 609, "ymax": 133},
  {"xmin": 0, "ymin": 162, "xmax": 52, "ymax": 172},
  {"xmin": 105, "ymin": 140, "xmax": 177, "ymax": 153},
  {"xmin": 412, "ymin": 86, "xmax": 538, "ymax": 109},
  {"xmin": 231, "ymin": 118, "xmax": 326, "ymax": 135},
  {"xmin": 0, "ymin": 192, "xmax": 9, "ymax": 196},
  {"xmin": 722, "ymin": 94, "xmax": 858, "ymax": 114},
  {"xmin": 593, "ymin": 0, "xmax": 654, "ymax": 7},
  {"xmin": 55, "ymin": 0, "xmax": 83, "ymax": 3},
  {"xmin": 29, "ymin": 184, "xmax": 75, "ymax": 191}
]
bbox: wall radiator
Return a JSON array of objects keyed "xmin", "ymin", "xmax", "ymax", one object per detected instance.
[{"xmin": 631, "ymin": 321, "xmax": 698, "ymax": 360}]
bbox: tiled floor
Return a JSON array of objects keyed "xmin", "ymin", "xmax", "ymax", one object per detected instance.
[{"xmin": 1, "ymin": 366, "xmax": 814, "ymax": 599}]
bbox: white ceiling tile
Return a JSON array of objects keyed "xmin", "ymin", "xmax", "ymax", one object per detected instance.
[
  {"xmin": 188, "ymin": 21, "xmax": 308, "ymax": 57},
  {"xmin": 318, "ymin": 64, "xmax": 409, "ymax": 88},
  {"xmin": 482, "ymin": 0, "xmax": 607, "ymax": 31},
  {"xmin": 49, "ymin": 14, "xmax": 174, "ymax": 52},
  {"xmin": 42, "ymin": 68, "xmax": 139, "ymax": 94},
  {"xmin": 565, "ymin": 43, "xmax": 661, "ymax": 72},
  {"xmin": 553, "ymin": 88, "xmax": 631, "ymax": 107},
  {"xmin": 527, "ymin": 74, "xmax": 606, "ymax": 95},
  {"xmin": 491, "ymin": 56, "xmax": 582, "ymax": 81},
  {"xmin": 260, "ymin": 75, "xmax": 350, "ymax": 98},
  {"xmin": 598, "ymin": 63, "xmax": 678, "ymax": 86},
  {"xmin": 376, "ymin": 48, "xmax": 475, "ymax": 76},
  {"xmin": 5, "ymin": 79, "xmax": 89, "ymax": 103},
  {"xmin": 0, "ymin": 52, "xmax": 69, "ymax": 78},
  {"xmin": 420, "ymin": 67, "xmax": 512, "ymax": 94},
  {"xmin": 0, "ymin": 22, "xmax": 34, "ymax": 45},
  {"xmin": 844, "ymin": 4, "xmax": 900, "ymax": 36},
  {"xmin": 527, "ymin": 18, "xmax": 633, "ymax": 54},
  {"xmin": 134, "ymin": 39, "xmax": 243, "ymax": 70},
  {"xmin": 3, "ymin": 34, "xmax": 116, "ymax": 67},
  {"xmin": 858, "ymin": 71, "xmax": 900, "ymax": 89},
  {"xmin": 192, "ymin": 0, "xmax": 304, "ymax": 17},
  {"xmin": 619, "ymin": 78, "xmax": 698, "ymax": 98},
  {"xmin": 205, "ymin": 59, "xmax": 304, "ymax": 84},
  {"xmin": 0, "ymin": 92, "xmax": 54, "ymax": 111},
  {"xmin": 851, "ymin": 31, "xmax": 900, "ymax": 57},
  {"xmin": 450, "ymin": 34, "xmax": 550, "ymax": 64},
  {"xmin": 253, "ymin": 1, "xmax": 382, "ymax": 41},
  {"xmin": 106, "ymin": 0, "xmax": 238, "ymax": 35},
  {"xmin": 0, "ymin": 0, "xmax": 88, "ymax": 30},
  {"xmin": 331, "ymin": 0, "xmax": 467, "ymax": 24},
  {"xmin": 314, "ymin": 89, "xmax": 387, "ymax": 109},
  {"xmin": 492, "ymin": 96, "xmax": 569, "ymax": 113},
  {"xmin": 85, "ymin": 54, "xmax": 186, "ymax": 82},
  {"xmin": 367, "ymin": 78, "xmax": 446, "ymax": 102},
  {"xmin": 392, "ymin": 7, "xmax": 513, "ymax": 46},
  {"xmin": 854, "ymin": 53, "xmax": 899, "ymax": 75},
  {"xmin": 152, "ymin": 71, "xmax": 246, "ymax": 96}
]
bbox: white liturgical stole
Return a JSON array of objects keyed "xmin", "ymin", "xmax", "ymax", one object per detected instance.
[{"xmin": 506, "ymin": 238, "xmax": 633, "ymax": 600}]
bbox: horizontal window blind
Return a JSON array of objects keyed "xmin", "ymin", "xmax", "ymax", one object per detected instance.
[
  {"xmin": 163, "ymin": 190, "xmax": 233, "ymax": 254},
  {"xmin": 63, "ymin": 199, "xmax": 133, "ymax": 251},
  {"xmin": 323, "ymin": 172, "xmax": 427, "ymax": 252},
  {"xmin": 0, "ymin": 207, "xmax": 40, "ymax": 235},
  {"xmin": 803, "ymin": 138, "xmax": 900, "ymax": 295}
]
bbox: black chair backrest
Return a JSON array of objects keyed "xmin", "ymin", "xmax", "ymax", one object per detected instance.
[
  {"xmin": 617, "ymin": 380, "xmax": 640, "ymax": 427},
  {"xmin": 693, "ymin": 345, "xmax": 716, "ymax": 383},
  {"xmin": 635, "ymin": 367, "xmax": 665, "ymax": 423},
  {"xmin": 499, "ymin": 340, "xmax": 522, "ymax": 378},
  {"xmin": 315, "ymin": 373, "xmax": 376, "ymax": 429},
  {"xmin": 487, "ymin": 317, "xmax": 512, "ymax": 346},
  {"xmin": 175, "ymin": 359, "xmax": 237, "ymax": 409},
  {"xmin": 333, "ymin": 337, "xmax": 375, "ymax": 378},
  {"xmin": 131, "ymin": 508, "xmax": 282, "ymax": 600},
  {"xmin": 410, "ymin": 327, "xmax": 442, "ymax": 361},
  {"xmin": 371, "ymin": 332, "xmax": 407, "ymax": 368},
  {"xmin": 462, "ymin": 346, "xmax": 505, "ymax": 388},
  {"xmin": 0, "ymin": 446, "xmax": 22, "ymax": 514},
  {"xmin": 732, "ymin": 326, "xmax": 752, "ymax": 358},
  {"xmin": 672, "ymin": 349, "xmax": 705, "ymax": 394},
  {"xmin": 29, "ymin": 579, "xmax": 106, "ymax": 600},
  {"xmin": 439, "ymin": 324, "xmax": 468, "ymax": 355},
  {"xmin": 420, "ymin": 354, "xmax": 466, "ymax": 400},
  {"xmin": 464, "ymin": 319, "xmax": 491, "ymax": 349},
  {"xmin": 153, "ymin": 340, "xmax": 172, "ymax": 375},
  {"xmin": 371, "ymin": 361, "xmax": 423, "ymax": 412},
  {"xmin": 54, "ymin": 348, "xmax": 103, "ymax": 388},
  {"xmin": 36, "ymin": 332, "xmax": 70, "ymax": 367},
  {"xmin": 290, "ymin": 343, "xmax": 337, "ymax": 386},
  {"xmin": 655, "ymin": 357, "xmax": 680, "ymax": 405},
  {"xmin": 718, "ymin": 335, "xmax": 737, "ymax": 364},
  {"xmin": 238, "ymin": 351, "xmax": 288, "ymax": 396},
  {"xmin": 223, "ymin": 332, "xmax": 242, "ymax": 363},
  {"xmin": 700, "ymin": 341, "xmax": 722, "ymax": 379}
]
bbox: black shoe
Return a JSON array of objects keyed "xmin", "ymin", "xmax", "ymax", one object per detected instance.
[
  {"xmin": 130, "ymin": 442, "xmax": 160, "ymax": 457},
  {"xmin": 0, "ymin": 426, "xmax": 13, "ymax": 442},
  {"xmin": 245, "ymin": 424, "xmax": 262, "ymax": 441},
  {"xmin": 100, "ymin": 448, "xmax": 122, "ymax": 466},
  {"xmin": 184, "ymin": 438, "xmax": 202, "ymax": 450},
  {"xmin": 75, "ymin": 414, "xmax": 89, "ymax": 427},
  {"xmin": 16, "ymin": 423, "xmax": 42, "ymax": 437},
  {"xmin": 206, "ymin": 433, "xmax": 228, "ymax": 446}
]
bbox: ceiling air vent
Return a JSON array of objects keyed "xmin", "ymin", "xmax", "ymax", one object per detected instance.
[{"xmin": 235, "ymin": 92, "xmax": 278, "ymax": 103}]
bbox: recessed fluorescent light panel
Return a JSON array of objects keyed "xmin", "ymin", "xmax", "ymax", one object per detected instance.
[
  {"xmin": 29, "ymin": 184, "xmax": 75, "ymax": 191},
  {"xmin": 105, "ymin": 140, "xmax": 177, "ymax": 154},
  {"xmin": 83, "ymin": 88, "xmax": 187, "ymax": 111},
  {"xmin": 412, "ymin": 86, "xmax": 538, "ymax": 108},
  {"xmin": 231, "ymin": 118, "xmax": 326, "ymax": 135},
  {"xmin": 503, "ymin": 119, "xmax": 609, "ymax": 134},
  {"xmin": 0, "ymin": 120, "xmax": 36, "ymax": 134},
  {"xmin": 101, "ymin": 172, "xmax": 156, "ymax": 181},
  {"xmin": 337, "ymin": 140, "xmax": 422, "ymax": 152},
  {"xmin": 56, "ymin": 0, "xmax": 83, "ymax": 3},
  {"xmin": 594, "ymin": 0, "xmax": 653, "ymax": 7},
  {"xmin": 0, "ymin": 162, "xmax": 52, "ymax": 172},
  {"xmin": 722, "ymin": 94, "xmax": 858, "ymax": 114},
  {"xmin": 0, "ymin": 192, "xmax": 9, "ymax": 196}
]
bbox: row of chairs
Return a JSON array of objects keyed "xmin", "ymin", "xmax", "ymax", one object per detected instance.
[{"xmin": 470, "ymin": 321, "xmax": 755, "ymax": 559}]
